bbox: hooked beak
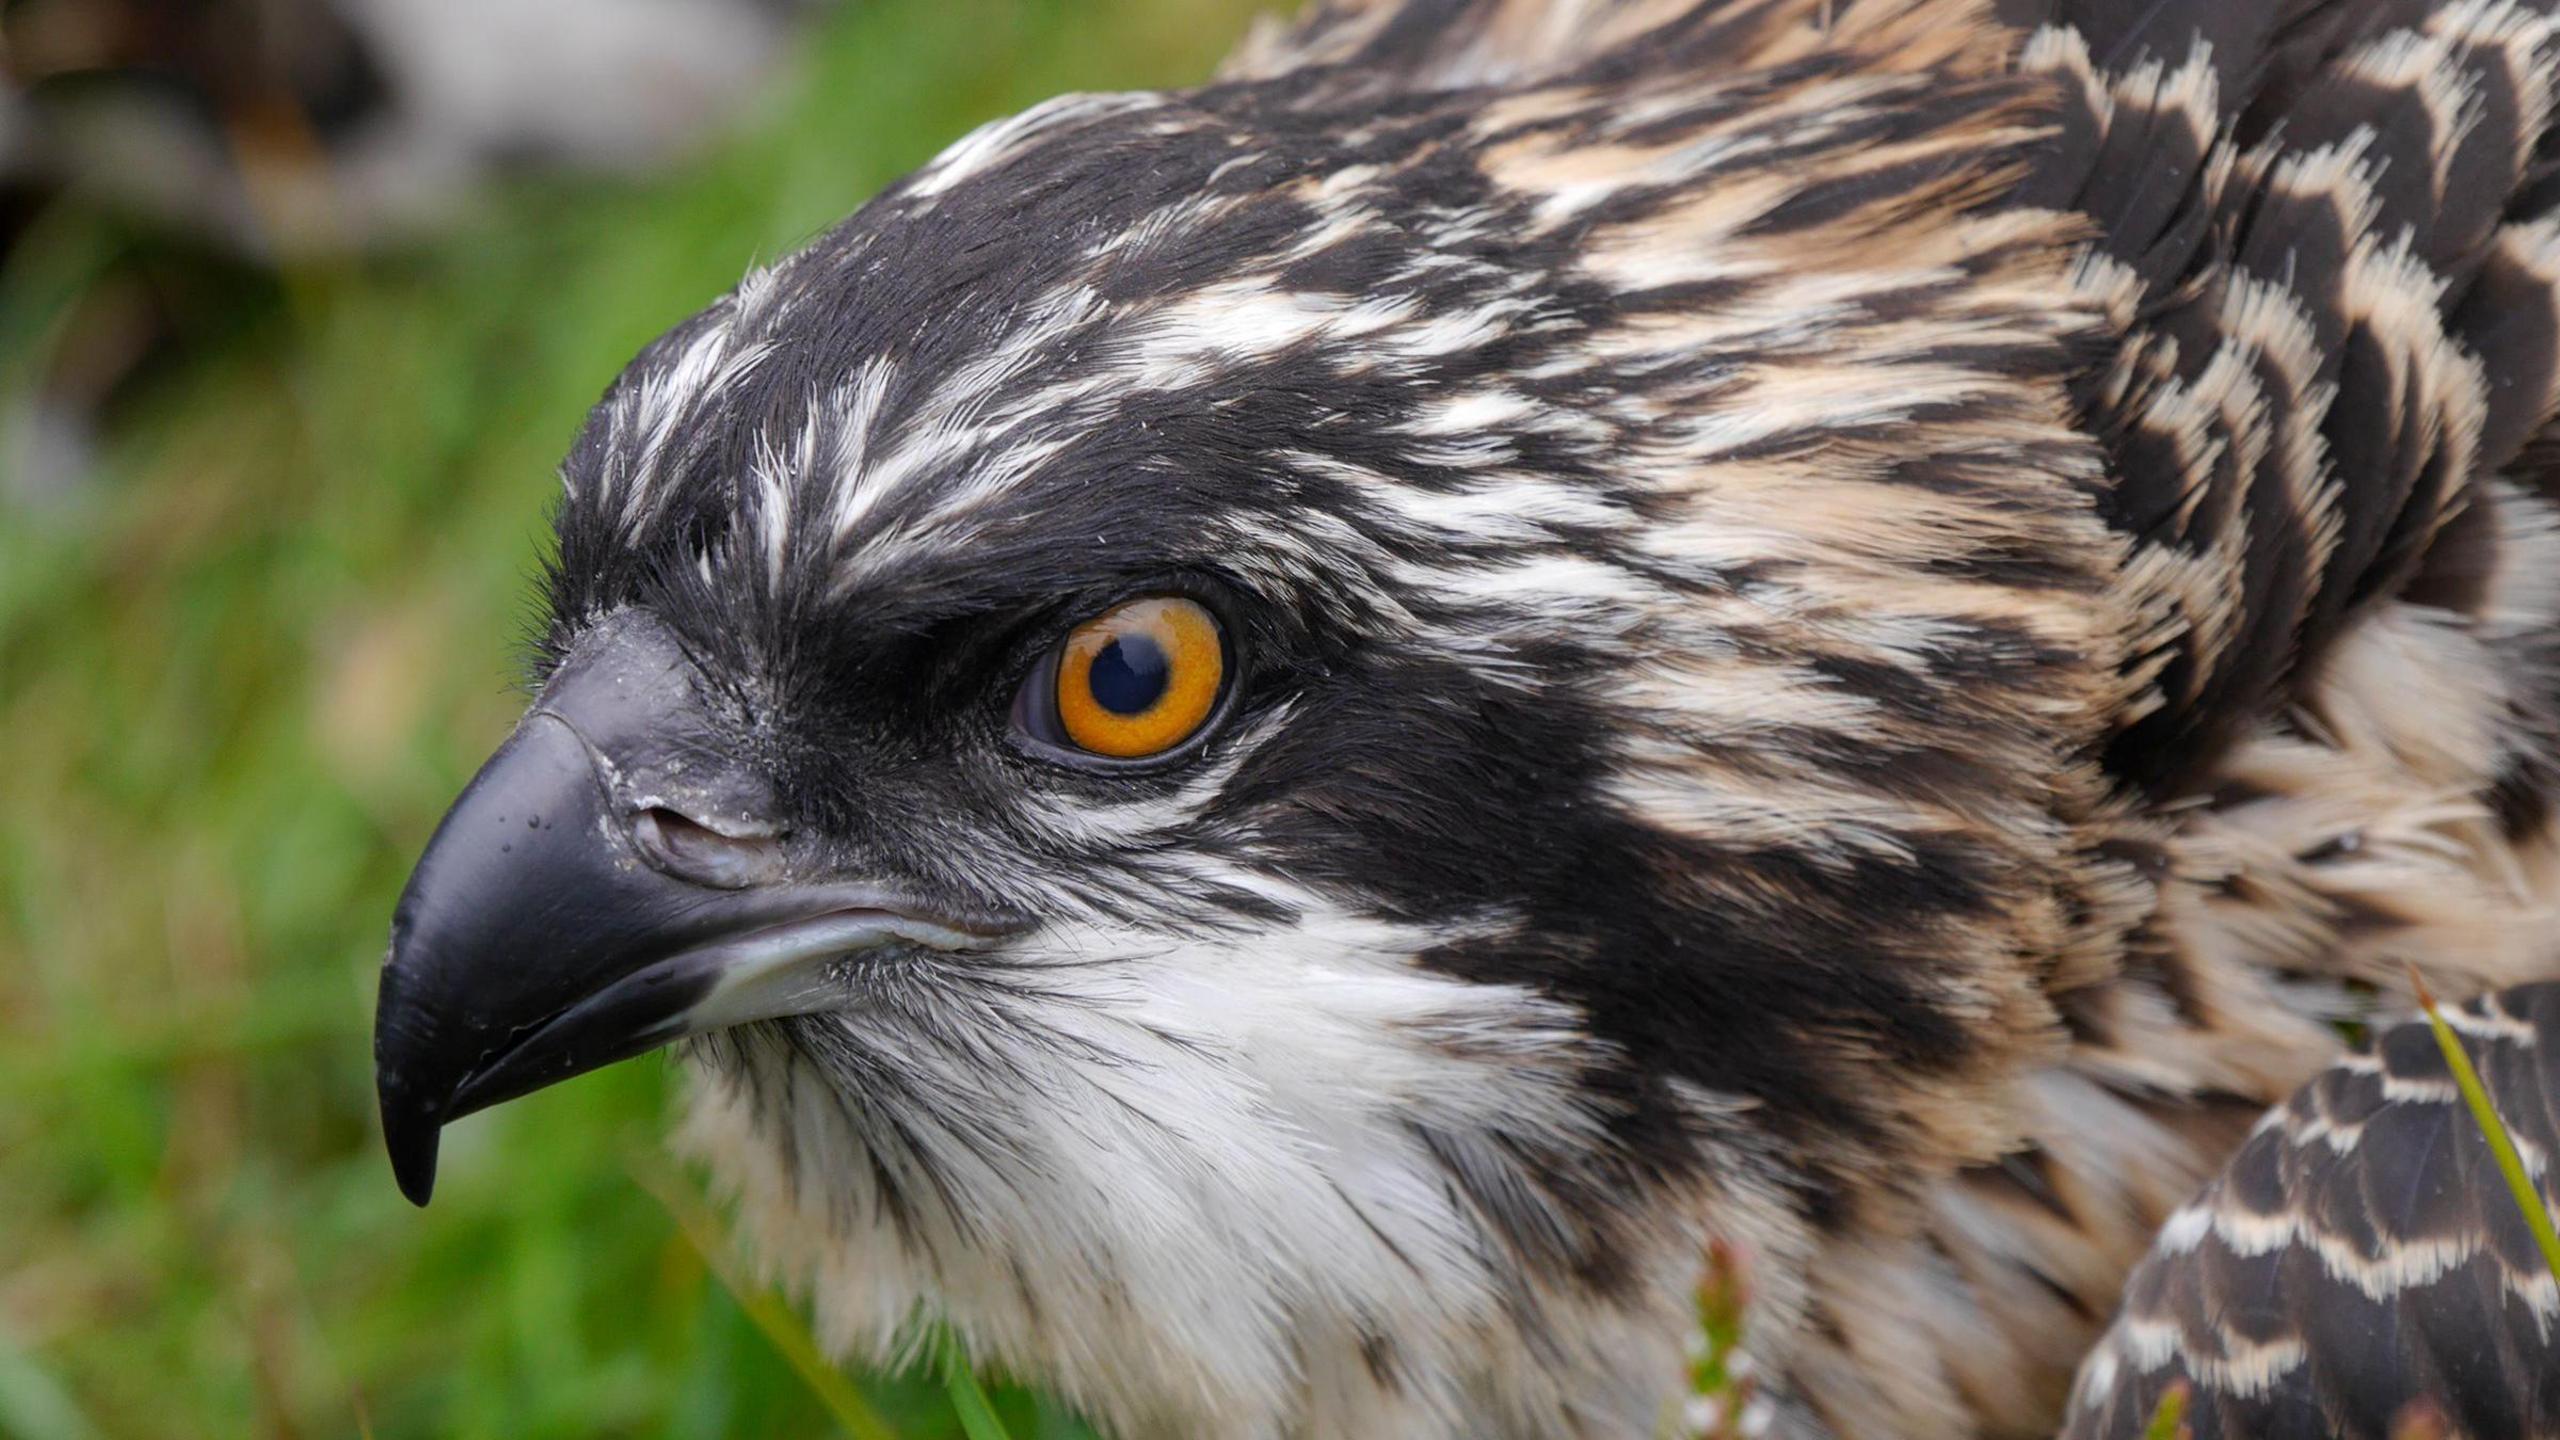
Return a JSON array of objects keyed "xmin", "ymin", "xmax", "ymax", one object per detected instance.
[{"xmin": 372, "ymin": 611, "xmax": 1013, "ymax": 1207}]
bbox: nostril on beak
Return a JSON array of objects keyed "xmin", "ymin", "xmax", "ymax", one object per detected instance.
[{"xmin": 630, "ymin": 806, "xmax": 787, "ymax": 889}]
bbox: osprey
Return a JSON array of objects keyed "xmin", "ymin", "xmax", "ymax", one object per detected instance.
[{"xmin": 371, "ymin": 0, "xmax": 2560, "ymax": 1435}]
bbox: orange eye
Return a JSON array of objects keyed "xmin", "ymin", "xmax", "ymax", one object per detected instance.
[{"xmin": 1050, "ymin": 597, "xmax": 1225, "ymax": 759}]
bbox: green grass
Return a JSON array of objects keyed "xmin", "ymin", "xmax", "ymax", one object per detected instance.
[
  {"xmin": 2408, "ymin": 969, "xmax": 2560, "ymax": 1283},
  {"xmin": 2139, "ymin": 1384, "xmax": 2189, "ymax": 1440},
  {"xmin": 0, "ymin": 2, "xmax": 1262, "ymax": 1435}
]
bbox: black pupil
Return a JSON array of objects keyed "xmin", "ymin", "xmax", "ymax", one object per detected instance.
[{"xmin": 1089, "ymin": 632, "xmax": 1170, "ymax": 716}]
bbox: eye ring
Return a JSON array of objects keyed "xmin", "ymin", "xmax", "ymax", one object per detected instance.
[{"xmin": 1012, "ymin": 594, "xmax": 1232, "ymax": 767}]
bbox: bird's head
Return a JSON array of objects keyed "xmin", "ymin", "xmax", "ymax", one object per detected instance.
[{"xmin": 374, "ymin": 52, "xmax": 2135, "ymax": 1428}]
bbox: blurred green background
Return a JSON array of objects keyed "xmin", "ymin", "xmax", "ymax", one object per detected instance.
[{"xmin": 0, "ymin": 2, "xmax": 1263, "ymax": 1435}]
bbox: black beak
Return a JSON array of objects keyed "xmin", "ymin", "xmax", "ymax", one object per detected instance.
[{"xmin": 373, "ymin": 611, "xmax": 1005, "ymax": 1207}]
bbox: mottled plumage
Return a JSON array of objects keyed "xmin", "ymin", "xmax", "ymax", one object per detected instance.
[
  {"xmin": 2067, "ymin": 984, "xmax": 2560, "ymax": 1439},
  {"xmin": 370, "ymin": 1, "xmax": 2560, "ymax": 1437}
]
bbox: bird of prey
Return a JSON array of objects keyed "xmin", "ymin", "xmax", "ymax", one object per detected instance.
[{"xmin": 369, "ymin": 0, "xmax": 2560, "ymax": 1436}]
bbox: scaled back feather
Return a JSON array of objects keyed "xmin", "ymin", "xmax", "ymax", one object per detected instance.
[{"xmin": 2066, "ymin": 984, "xmax": 2560, "ymax": 1440}]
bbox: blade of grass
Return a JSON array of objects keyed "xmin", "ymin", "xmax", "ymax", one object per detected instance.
[
  {"xmin": 2140, "ymin": 1381, "xmax": 2191, "ymax": 1440},
  {"xmin": 2406, "ymin": 968, "xmax": 2560, "ymax": 1281},
  {"xmin": 936, "ymin": 1325, "xmax": 1015, "ymax": 1440},
  {"xmin": 626, "ymin": 1148, "xmax": 900, "ymax": 1440},
  {"xmin": 1670, "ymin": 1238, "xmax": 1755, "ymax": 1439},
  {"xmin": 0, "ymin": 1329, "xmax": 102, "ymax": 1440}
]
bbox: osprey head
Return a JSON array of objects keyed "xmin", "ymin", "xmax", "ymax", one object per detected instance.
[{"xmin": 374, "ymin": 60, "xmax": 2121, "ymax": 1433}]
